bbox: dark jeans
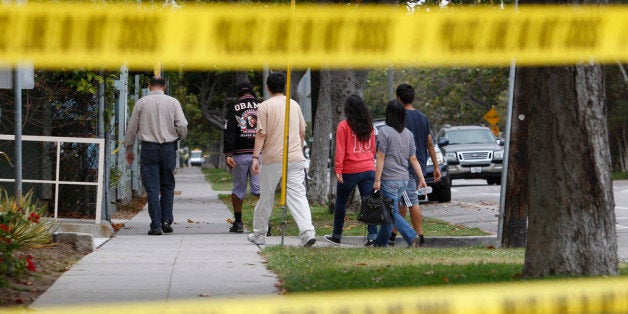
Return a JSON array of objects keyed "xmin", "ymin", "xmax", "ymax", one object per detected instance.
[
  {"xmin": 140, "ymin": 141, "xmax": 176, "ymax": 230},
  {"xmin": 332, "ymin": 171, "xmax": 375, "ymax": 238}
]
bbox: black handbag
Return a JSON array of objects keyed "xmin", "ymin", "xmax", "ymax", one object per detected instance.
[{"xmin": 358, "ymin": 190, "xmax": 394, "ymax": 225}]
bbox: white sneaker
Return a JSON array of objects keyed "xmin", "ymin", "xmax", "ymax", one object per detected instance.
[{"xmin": 247, "ymin": 233, "xmax": 265, "ymax": 245}]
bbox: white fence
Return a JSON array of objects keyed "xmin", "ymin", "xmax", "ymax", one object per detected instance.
[{"xmin": 0, "ymin": 134, "xmax": 104, "ymax": 224}]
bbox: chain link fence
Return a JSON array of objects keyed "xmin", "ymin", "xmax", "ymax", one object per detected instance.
[{"xmin": 0, "ymin": 72, "xmax": 107, "ymax": 220}]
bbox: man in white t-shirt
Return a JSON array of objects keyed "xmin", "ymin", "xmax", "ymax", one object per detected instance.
[{"xmin": 247, "ymin": 72, "xmax": 316, "ymax": 247}]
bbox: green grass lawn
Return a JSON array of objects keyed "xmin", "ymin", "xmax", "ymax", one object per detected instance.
[
  {"xmin": 261, "ymin": 246, "xmax": 628, "ymax": 293},
  {"xmin": 205, "ymin": 167, "xmax": 627, "ymax": 294},
  {"xmin": 201, "ymin": 168, "xmax": 234, "ymax": 191},
  {"xmin": 205, "ymin": 167, "xmax": 488, "ymax": 237},
  {"xmin": 217, "ymin": 192, "xmax": 487, "ymax": 237}
]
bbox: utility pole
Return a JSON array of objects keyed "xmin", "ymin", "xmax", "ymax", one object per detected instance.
[
  {"xmin": 13, "ymin": 66, "xmax": 22, "ymax": 198},
  {"xmin": 388, "ymin": 66, "xmax": 394, "ymax": 100}
]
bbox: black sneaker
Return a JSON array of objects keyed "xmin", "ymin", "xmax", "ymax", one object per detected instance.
[
  {"xmin": 267, "ymin": 222, "xmax": 272, "ymax": 236},
  {"xmin": 364, "ymin": 240, "xmax": 374, "ymax": 247},
  {"xmin": 388, "ymin": 233, "xmax": 397, "ymax": 246},
  {"xmin": 162, "ymin": 222, "xmax": 173, "ymax": 234},
  {"xmin": 419, "ymin": 234, "xmax": 425, "ymax": 245},
  {"xmin": 324, "ymin": 235, "xmax": 341, "ymax": 244},
  {"xmin": 148, "ymin": 228, "xmax": 162, "ymax": 235},
  {"xmin": 229, "ymin": 221, "xmax": 244, "ymax": 233}
]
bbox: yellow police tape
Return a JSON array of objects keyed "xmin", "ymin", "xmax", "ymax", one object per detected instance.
[
  {"xmin": 0, "ymin": 276, "xmax": 626, "ymax": 314},
  {"xmin": 0, "ymin": 3, "xmax": 626, "ymax": 69}
]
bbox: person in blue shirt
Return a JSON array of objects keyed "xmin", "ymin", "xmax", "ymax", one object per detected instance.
[{"xmin": 389, "ymin": 83, "xmax": 441, "ymax": 246}]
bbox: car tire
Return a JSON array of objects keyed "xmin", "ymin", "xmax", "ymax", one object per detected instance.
[
  {"xmin": 427, "ymin": 190, "xmax": 437, "ymax": 202},
  {"xmin": 436, "ymin": 181, "xmax": 451, "ymax": 203},
  {"xmin": 487, "ymin": 177, "xmax": 501, "ymax": 185}
]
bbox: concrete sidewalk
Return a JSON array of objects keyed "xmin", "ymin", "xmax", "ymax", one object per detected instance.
[
  {"xmin": 31, "ymin": 166, "xmax": 285, "ymax": 308},
  {"xmin": 31, "ymin": 166, "xmax": 496, "ymax": 309}
]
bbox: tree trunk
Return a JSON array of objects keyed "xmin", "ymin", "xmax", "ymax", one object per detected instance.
[
  {"xmin": 501, "ymin": 68, "xmax": 528, "ymax": 248},
  {"xmin": 290, "ymin": 69, "xmax": 306, "ymax": 102},
  {"xmin": 308, "ymin": 70, "xmax": 332, "ymax": 205},
  {"xmin": 522, "ymin": 65, "xmax": 618, "ymax": 277},
  {"xmin": 310, "ymin": 70, "xmax": 320, "ymax": 132}
]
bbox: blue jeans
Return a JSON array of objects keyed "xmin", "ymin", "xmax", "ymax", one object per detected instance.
[
  {"xmin": 373, "ymin": 180, "xmax": 418, "ymax": 247},
  {"xmin": 332, "ymin": 171, "xmax": 375, "ymax": 239},
  {"xmin": 140, "ymin": 142, "xmax": 176, "ymax": 230}
]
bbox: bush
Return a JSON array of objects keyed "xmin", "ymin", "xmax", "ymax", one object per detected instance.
[{"xmin": 0, "ymin": 189, "xmax": 57, "ymax": 287}]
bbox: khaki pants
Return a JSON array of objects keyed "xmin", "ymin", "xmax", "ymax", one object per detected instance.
[{"xmin": 252, "ymin": 161, "xmax": 315, "ymax": 242}]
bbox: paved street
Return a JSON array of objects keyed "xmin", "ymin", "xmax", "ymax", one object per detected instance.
[{"xmin": 421, "ymin": 179, "xmax": 628, "ymax": 262}]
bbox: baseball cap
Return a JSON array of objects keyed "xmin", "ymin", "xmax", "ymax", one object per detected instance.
[{"xmin": 237, "ymin": 82, "xmax": 254, "ymax": 97}]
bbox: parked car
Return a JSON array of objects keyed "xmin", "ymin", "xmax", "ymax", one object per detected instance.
[
  {"xmin": 373, "ymin": 119, "xmax": 451, "ymax": 203},
  {"xmin": 436, "ymin": 125, "xmax": 504, "ymax": 185}
]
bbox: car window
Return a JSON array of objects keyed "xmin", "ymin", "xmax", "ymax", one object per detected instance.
[{"xmin": 444, "ymin": 129, "xmax": 495, "ymax": 145}]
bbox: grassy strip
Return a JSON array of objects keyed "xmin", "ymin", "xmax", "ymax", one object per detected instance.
[
  {"xmin": 261, "ymin": 246, "xmax": 628, "ymax": 293},
  {"xmin": 217, "ymin": 194, "xmax": 488, "ymax": 237},
  {"xmin": 205, "ymin": 167, "xmax": 488, "ymax": 237},
  {"xmin": 263, "ymin": 246, "xmax": 524, "ymax": 292},
  {"xmin": 201, "ymin": 168, "xmax": 234, "ymax": 191}
]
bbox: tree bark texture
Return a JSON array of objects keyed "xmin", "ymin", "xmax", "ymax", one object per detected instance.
[
  {"xmin": 290, "ymin": 70, "xmax": 307, "ymax": 102},
  {"xmin": 521, "ymin": 65, "xmax": 618, "ymax": 277},
  {"xmin": 502, "ymin": 70, "xmax": 528, "ymax": 248},
  {"xmin": 308, "ymin": 70, "xmax": 332, "ymax": 205}
]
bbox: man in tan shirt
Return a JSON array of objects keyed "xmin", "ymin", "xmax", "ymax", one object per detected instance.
[
  {"xmin": 248, "ymin": 72, "xmax": 316, "ymax": 247},
  {"xmin": 124, "ymin": 76, "xmax": 188, "ymax": 235}
]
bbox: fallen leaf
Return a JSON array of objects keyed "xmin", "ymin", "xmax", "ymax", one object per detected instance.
[
  {"xmin": 187, "ymin": 219, "xmax": 194, "ymax": 223},
  {"xmin": 442, "ymin": 277, "xmax": 449, "ymax": 283}
]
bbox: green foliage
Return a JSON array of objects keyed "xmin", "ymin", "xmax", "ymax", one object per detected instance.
[
  {"xmin": 166, "ymin": 71, "xmax": 214, "ymax": 150},
  {"xmin": 364, "ymin": 67, "xmax": 509, "ymax": 134},
  {"xmin": 0, "ymin": 189, "xmax": 57, "ymax": 287},
  {"xmin": 613, "ymin": 172, "xmax": 628, "ymax": 180}
]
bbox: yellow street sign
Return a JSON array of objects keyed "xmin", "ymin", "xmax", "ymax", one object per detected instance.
[
  {"xmin": 490, "ymin": 125, "xmax": 500, "ymax": 136},
  {"xmin": 483, "ymin": 107, "xmax": 500, "ymax": 125}
]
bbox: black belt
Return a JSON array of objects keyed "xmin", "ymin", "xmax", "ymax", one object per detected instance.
[{"xmin": 142, "ymin": 141, "xmax": 176, "ymax": 146}]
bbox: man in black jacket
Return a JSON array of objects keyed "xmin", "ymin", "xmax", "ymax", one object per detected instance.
[{"xmin": 223, "ymin": 82, "xmax": 260, "ymax": 233}]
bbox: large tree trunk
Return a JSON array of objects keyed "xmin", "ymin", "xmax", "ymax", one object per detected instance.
[
  {"xmin": 308, "ymin": 70, "xmax": 332, "ymax": 205},
  {"xmin": 521, "ymin": 65, "xmax": 618, "ymax": 277},
  {"xmin": 502, "ymin": 69, "xmax": 528, "ymax": 248}
]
